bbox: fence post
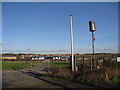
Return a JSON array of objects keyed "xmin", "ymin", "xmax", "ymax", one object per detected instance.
[{"xmin": 90, "ymin": 56, "xmax": 93, "ymax": 70}]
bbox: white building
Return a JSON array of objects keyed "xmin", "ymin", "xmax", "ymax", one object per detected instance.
[
  {"xmin": 53, "ymin": 56, "xmax": 61, "ymax": 60},
  {"xmin": 31, "ymin": 56, "xmax": 45, "ymax": 60}
]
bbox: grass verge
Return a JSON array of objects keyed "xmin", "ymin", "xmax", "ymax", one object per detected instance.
[
  {"xmin": 2, "ymin": 61, "xmax": 40, "ymax": 70},
  {"xmin": 45, "ymin": 60, "xmax": 120, "ymax": 88}
]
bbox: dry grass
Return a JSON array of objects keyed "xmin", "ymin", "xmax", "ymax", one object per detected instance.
[
  {"xmin": 46, "ymin": 60, "xmax": 120, "ymax": 88},
  {"xmin": 48, "ymin": 63, "xmax": 120, "ymax": 88},
  {"xmin": 73, "ymin": 64, "xmax": 120, "ymax": 88}
]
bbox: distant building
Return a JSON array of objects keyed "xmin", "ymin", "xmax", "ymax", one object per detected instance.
[
  {"xmin": 53, "ymin": 56, "xmax": 61, "ymax": 60},
  {"xmin": 61, "ymin": 56, "xmax": 69, "ymax": 61},
  {"xmin": 44, "ymin": 56, "xmax": 54, "ymax": 60},
  {"xmin": 30, "ymin": 56, "xmax": 61, "ymax": 61},
  {"xmin": 2, "ymin": 56, "xmax": 17, "ymax": 60},
  {"xmin": 31, "ymin": 56, "xmax": 45, "ymax": 60}
]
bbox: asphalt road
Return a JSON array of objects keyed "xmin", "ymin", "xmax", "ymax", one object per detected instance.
[
  {"xmin": 0, "ymin": 71, "xmax": 2, "ymax": 90},
  {"xmin": 2, "ymin": 61, "xmax": 96, "ymax": 89}
]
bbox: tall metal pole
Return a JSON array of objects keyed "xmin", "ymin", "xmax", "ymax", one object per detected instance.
[
  {"xmin": 70, "ymin": 15, "xmax": 74, "ymax": 72},
  {"xmin": 89, "ymin": 21, "xmax": 96, "ymax": 69},
  {"xmin": 92, "ymin": 32, "xmax": 94, "ymax": 55},
  {"xmin": 92, "ymin": 31, "xmax": 95, "ymax": 69}
]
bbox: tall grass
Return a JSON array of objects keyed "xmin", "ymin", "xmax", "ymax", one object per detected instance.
[
  {"xmin": 74, "ymin": 66, "xmax": 119, "ymax": 88},
  {"xmin": 45, "ymin": 60, "xmax": 120, "ymax": 88}
]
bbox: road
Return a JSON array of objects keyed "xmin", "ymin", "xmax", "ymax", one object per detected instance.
[
  {"xmin": 2, "ymin": 60, "xmax": 97, "ymax": 89},
  {"xmin": 0, "ymin": 71, "xmax": 2, "ymax": 90}
]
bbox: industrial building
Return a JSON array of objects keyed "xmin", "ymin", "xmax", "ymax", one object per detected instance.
[
  {"xmin": 2, "ymin": 56, "xmax": 17, "ymax": 60},
  {"xmin": 30, "ymin": 56, "xmax": 61, "ymax": 61},
  {"xmin": 30, "ymin": 56, "xmax": 45, "ymax": 60}
]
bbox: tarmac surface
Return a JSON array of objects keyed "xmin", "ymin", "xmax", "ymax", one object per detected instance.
[
  {"xmin": 0, "ymin": 71, "xmax": 2, "ymax": 90},
  {"xmin": 2, "ymin": 61, "xmax": 97, "ymax": 89}
]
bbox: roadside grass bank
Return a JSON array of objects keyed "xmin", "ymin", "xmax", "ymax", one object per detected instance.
[
  {"xmin": 0, "ymin": 61, "xmax": 2, "ymax": 70},
  {"xmin": 2, "ymin": 61, "xmax": 40, "ymax": 70},
  {"xmin": 73, "ymin": 66, "xmax": 120, "ymax": 88},
  {"xmin": 45, "ymin": 61, "xmax": 120, "ymax": 88}
]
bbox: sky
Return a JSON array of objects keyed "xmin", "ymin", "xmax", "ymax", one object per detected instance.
[
  {"xmin": 2, "ymin": 2, "xmax": 118, "ymax": 54},
  {"xmin": 0, "ymin": 2, "xmax": 1, "ymax": 54}
]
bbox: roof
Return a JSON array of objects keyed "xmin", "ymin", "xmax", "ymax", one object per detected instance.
[
  {"xmin": 30, "ymin": 56, "xmax": 61, "ymax": 58},
  {"xmin": 30, "ymin": 56, "xmax": 45, "ymax": 58},
  {"xmin": 2, "ymin": 56, "xmax": 16, "ymax": 57},
  {"xmin": 61, "ymin": 56, "xmax": 69, "ymax": 58},
  {"xmin": 53, "ymin": 56, "xmax": 61, "ymax": 57}
]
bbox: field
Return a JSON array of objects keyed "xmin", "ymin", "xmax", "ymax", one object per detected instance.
[
  {"xmin": 45, "ymin": 61, "xmax": 70, "ymax": 68},
  {"xmin": 2, "ymin": 61, "xmax": 40, "ymax": 70}
]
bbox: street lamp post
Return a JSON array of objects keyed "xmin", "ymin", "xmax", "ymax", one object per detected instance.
[{"xmin": 70, "ymin": 15, "xmax": 74, "ymax": 72}]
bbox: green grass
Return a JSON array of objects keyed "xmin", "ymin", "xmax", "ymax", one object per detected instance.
[
  {"xmin": 0, "ymin": 61, "xmax": 2, "ymax": 70},
  {"xmin": 45, "ymin": 60, "xmax": 90, "ymax": 69},
  {"xmin": 77, "ymin": 60, "xmax": 90, "ymax": 65},
  {"xmin": 45, "ymin": 61, "xmax": 70, "ymax": 69},
  {"xmin": 2, "ymin": 61, "xmax": 39, "ymax": 70}
]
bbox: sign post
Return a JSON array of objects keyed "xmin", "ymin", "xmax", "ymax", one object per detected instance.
[{"xmin": 89, "ymin": 21, "xmax": 96, "ymax": 69}]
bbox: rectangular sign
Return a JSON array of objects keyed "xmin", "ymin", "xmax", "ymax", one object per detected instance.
[{"xmin": 117, "ymin": 57, "xmax": 120, "ymax": 62}]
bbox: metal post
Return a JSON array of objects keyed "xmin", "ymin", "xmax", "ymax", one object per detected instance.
[
  {"xmin": 82, "ymin": 56, "xmax": 84, "ymax": 72},
  {"xmin": 92, "ymin": 32, "xmax": 94, "ymax": 55},
  {"xmin": 74, "ymin": 55, "xmax": 76, "ymax": 71},
  {"xmin": 89, "ymin": 21, "xmax": 96, "ymax": 69},
  {"xmin": 70, "ymin": 15, "xmax": 74, "ymax": 72},
  {"xmin": 92, "ymin": 32, "xmax": 96, "ymax": 69},
  {"xmin": 47, "ymin": 59, "xmax": 49, "ymax": 73},
  {"xmin": 90, "ymin": 56, "xmax": 93, "ymax": 70}
]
